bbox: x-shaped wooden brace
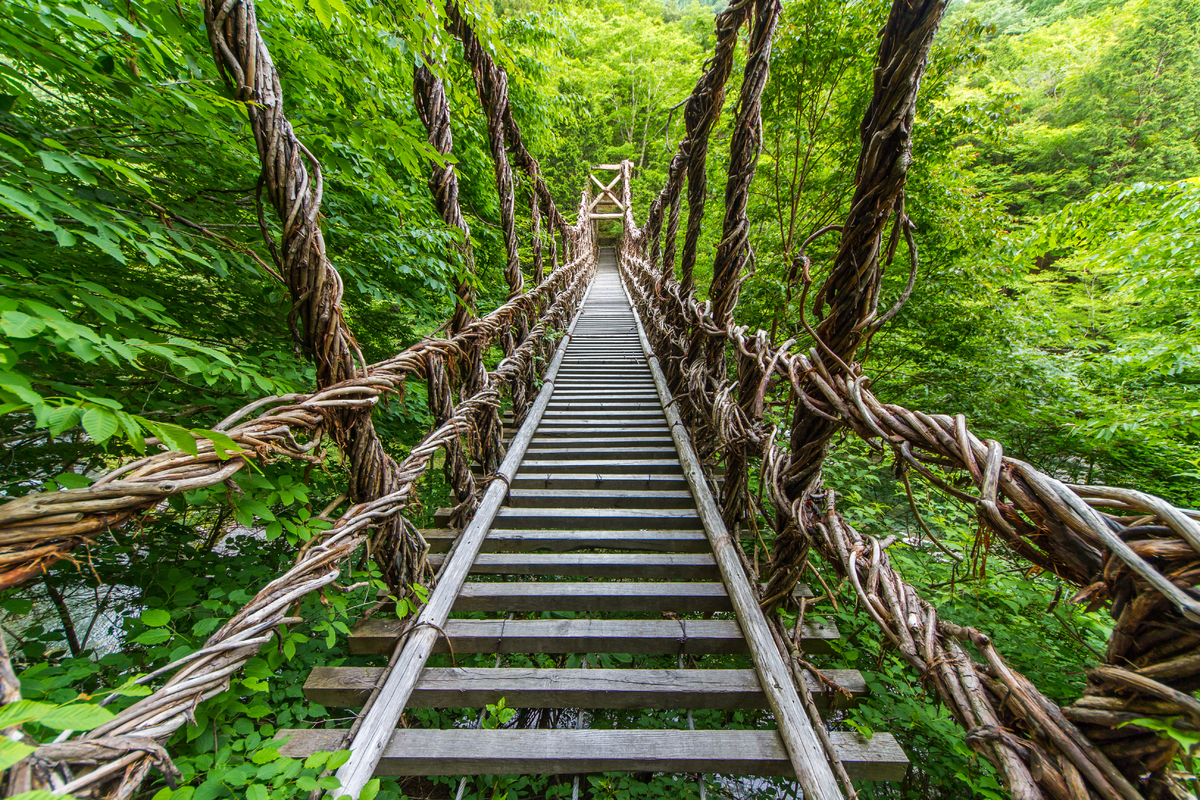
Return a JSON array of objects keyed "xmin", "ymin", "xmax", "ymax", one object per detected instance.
[{"xmin": 588, "ymin": 171, "xmax": 624, "ymax": 211}]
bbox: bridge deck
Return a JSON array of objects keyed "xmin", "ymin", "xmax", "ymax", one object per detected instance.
[{"xmin": 280, "ymin": 250, "xmax": 908, "ymax": 793}]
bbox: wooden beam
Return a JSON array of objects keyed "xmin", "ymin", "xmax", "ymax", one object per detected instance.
[
  {"xmin": 304, "ymin": 667, "xmax": 868, "ymax": 710},
  {"xmin": 491, "ymin": 506, "xmax": 701, "ymax": 530},
  {"xmin": 506, "ymin": 488, "xmax": 693, "ymax": 509},
  {"xmin": 348, "ymin": 617, "xmax": 840, "ymax": 656},
  {"xmin": 283, "ymin": 729, "xmax": 909, "ymax": 783},
  {"xmin": 421, "ymin": 527, "xmax": 706, "ymax": 553},
  {"xmin": 451, "ymin": 581, "xmax": 733, "ymax": 613},
  {"xmin": 428, "ymin": 552, "xmax": 722, "ymax": 579}
]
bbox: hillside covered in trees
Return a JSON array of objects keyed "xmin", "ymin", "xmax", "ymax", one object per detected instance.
[{"xmin": 0, "ymin": 0, "xmax": 1198, "ymax": 796}]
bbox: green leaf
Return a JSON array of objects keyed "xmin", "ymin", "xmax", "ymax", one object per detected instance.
[
  {"xmin": 134, "ymin": 628, "xmax": 172, "ymax": 645},
  {"xmin": 48, "ymin": 471, "xmax": 91, "ymax": 490},
  {"xmin": 246, "ymin": 704, "xmax": 271, "ymax": 720},
  {"xmin": 310, "ymin": 0, "xmax": 333, "ymax": 28},
  {"xmin": 303, "ymin": 752, "xmax": 329, "ymax": 770},
  {"xmin": 192, "ymin": 617, "xmax": 223, "ymax": 637},
  {"xmin": 245, "ymin": 785, "xmax": 269, "ymax": 800},
  {"xmin": 0, "ymin": 740, "xmax": 35, "ymax": 772},
  {"xmin": 8, "ymin": 790, "xmax": 59, "ymax": 800},
  {"xmin": 148, "ymin": 421, "xmax": 199, "ymax": 456},
  {"xmin": 47, "ymin": 405, "xmax": 82, "ymax": 437},
  {"xmin": 251, "ymin": 746, "xmax": 281, "ymax": 765},
  {"xmin": 196, "ymin": 428, "xmax": 245, "ymax": 460},
  {"xmin": 360, "ymin": 778, "xmax": 380, "ymax": 800},
  {"xmin": 81, "ymin": 407, "xmax": 119, "ymax": 444},
  {"xmin": 39, "ymin": 703, "xmax": 115, "ymax": 731},
  {"xmin": 0, "ymin": 311, "xmax": 46, "ymax": 339},
  {"xmin": 113, "ymin": 678, "xmax": 152, "ymax": 697},
  {"xmin": 117, "ymin": 411, "xmax": 146, "ymax": 454},
  {"xmin": 141, "ymin": 608, "xmax": 171, "ymax": 628},
  {"xmin": 0, "ymin": 700, "xmax": 52, "ymax": 729}
]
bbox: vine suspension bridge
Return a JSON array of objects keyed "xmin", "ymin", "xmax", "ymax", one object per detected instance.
[{"xmin": 2, "ymin": 0, "xmax": 1200, "ymax": 798}]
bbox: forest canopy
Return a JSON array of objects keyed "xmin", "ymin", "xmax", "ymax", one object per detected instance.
[{"xmin": 0, "ymin": 0, "xmax": 1198, "ymax": 796}]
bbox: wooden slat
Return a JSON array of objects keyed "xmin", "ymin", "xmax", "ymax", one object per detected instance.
[
  {"xmin": 545, "ymin": 401, "xmax": 664, "ymax": 411},
  {"xmin": 304, "ymin": 667, "xmax": 868, "ymax": 709},
  {"xmin": 519, "ymin": 446, "xmax": 679, "ymax": 460},
  {"xmin": 348, "ymin": 618, "xmax": 839, "ymax": 655},
  {"xmin": 531, "ymin": 432, "xmax": 674, "ymax": 442},
  {"xmin": 493, "ymin": 507, "xmax": 701, "ymax": 530},
  {"xmin": 518, "ymin": 459, "xmax": 683, "ymax": 474},
  {"xmin": 538, "ymin": 410, "xmax": 664, "ymax": 418},
  {"xmin": 422, "ymin": 528, "xmax": 712, "ymax": 554},
  {"xmin": 510, "ymin": 473, "xmax": 690, "ymax": 491},
  {"xmin": 280, "ymin": 729, "xmax": 909, "ymax": 782},
  {"xmin": 528, "ymin": 431, "xmax": 676, "ymax": 443},
  {"xmin": 506, "ymin": 489, "xmax": 694, "ymax": 509},
  {"xmin": 452, "ymin": 582, "xmax": 731, "ymax": 613},
  {"xmin": 427, "ymin": 552, "xmax": 721, "ymax": 579},
  {"xmin": 529, "ymin": 431, "xmax": 674, "ymax": 442}
]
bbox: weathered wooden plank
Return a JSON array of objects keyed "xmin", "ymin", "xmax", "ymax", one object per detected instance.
[
  {"xmin": 531, "ymin": 423, "xmax": 671, "ymax": 434},
  {"xmin": 528, "ymin": 435, "xmax": 676, "ymax": 447},
  {"xmin": 425, "ymin": 548, "xmax": 815, "ymax": 584},
  {"xmin": 424, "ymin": 526, "xmax": 710, "ymax": 552},
  {"xmin": 304, "ymin": 667, "xmax": 868, "ymax": 709},
  {"xmin": 541, "ymin": 409, "xmax": 664, "ymax": 419},
  {"xmin": 532, "ymin": 425, "xmax": 672, "ymax": 435},
  {"xmin": 521, "ymin": 446, "xmax": 679, "ymax": 460},
  {"xmin": 493, "ymin": 506, "xmax": 701, "ymax": 530},
  {"xmin": 482, "ymin": 529, "xmax": 711, "ymax": 552},
  {"xmin": 426, "ymin": 552, "xmax": 721, "ymax": 579},
  {"xmin": 546, "ymin": 402, "xmax": 664, "ymax": 411},
  {"xmin": 530, "ymin": 433, "xmax": 675, "ymax": 445},
  {"xmin": 420, "ymin": 527, "xmax": 705, "ymax": 554},
  {"xmin": 452, "ymin": 582, "xmax": 731, "ymax": 613},
  {"xmin": 444, "ymin": 489, "xmax": 698, "ymax": 533},
  {"xmin": 518, "ymin": 459, "xmax": 683, "ymax": 474},
  {"xmin": 510, "ymin": 473, "xmax": 690, "ymax": 491},
  {"xmin": 281, "ymin": 729, "xmax": 908, "ymax": 782},
  {"xmin": 348, "ymin": 618, "xmax": 839, "ymax": 655},
  {"xmin": 506, "ymin": 488, "xmax": 694, "ymax": 509}
]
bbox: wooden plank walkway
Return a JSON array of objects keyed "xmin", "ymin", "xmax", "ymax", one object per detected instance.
[{"xmin": 280, "ymin": 249, "xmax": 908, "ymax": 796}]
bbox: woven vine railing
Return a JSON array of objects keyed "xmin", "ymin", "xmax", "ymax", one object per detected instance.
[
  {"xmin": 0, "ymin": 0, "xmax": 597, "ymax": 794},
  {"xmin": 616, "ymin": 0, "xmax": 1200, "ymax": 796}
]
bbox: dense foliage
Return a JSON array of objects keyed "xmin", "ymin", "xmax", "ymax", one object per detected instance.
[{"xmin": 1, "ymin": 0, "xmax": 1196, "ymax": 796}]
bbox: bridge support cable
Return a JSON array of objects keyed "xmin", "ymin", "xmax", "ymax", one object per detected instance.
[{"xmin": 414, "ymin": 61, "xmax": 476, "ymax": 337}]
